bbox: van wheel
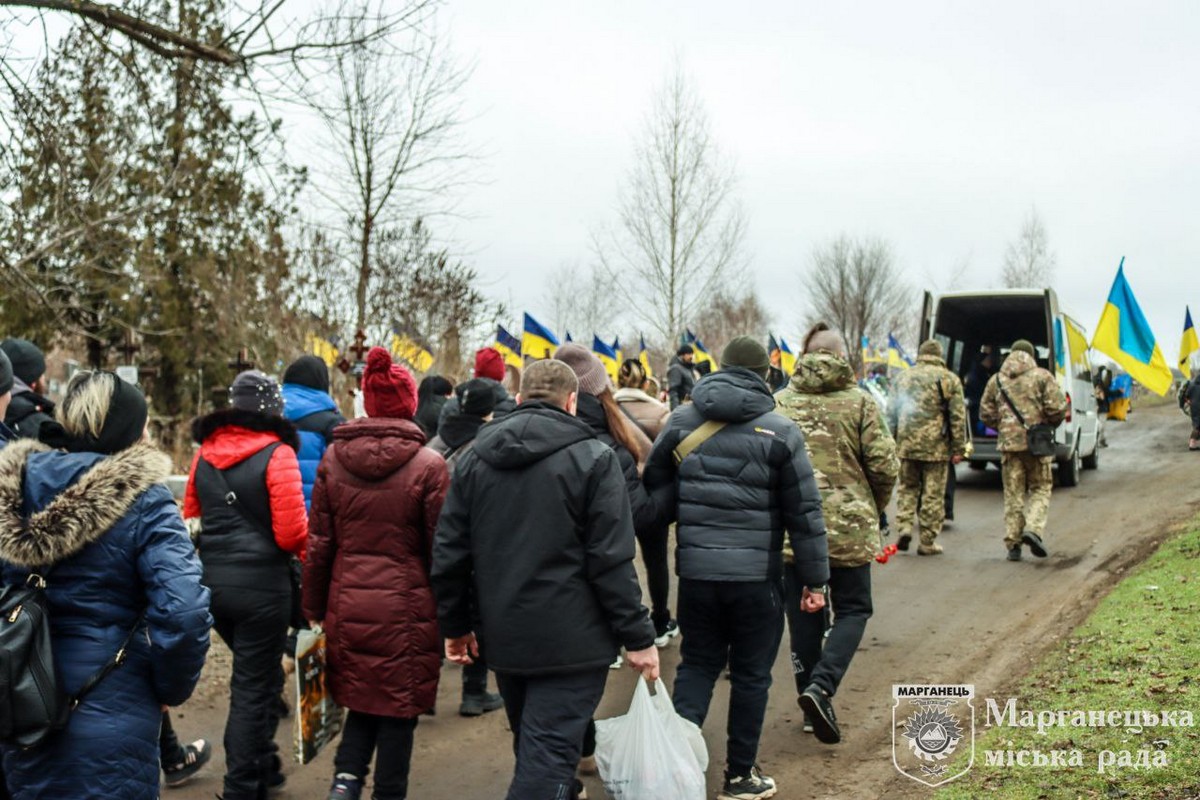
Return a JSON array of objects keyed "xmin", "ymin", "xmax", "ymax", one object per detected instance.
[
  {"xmin": 1058, "ymin": 445, "xmax": 1082, "ymax": 487},
  {"xmin": 1082, "ymin": 444, "xmax": 1099, "ymax": 470}
]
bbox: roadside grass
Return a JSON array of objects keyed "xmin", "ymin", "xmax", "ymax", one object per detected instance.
[{"xmin": 937, "ymin": 519, "xmax": 1200, "ymax": 800}]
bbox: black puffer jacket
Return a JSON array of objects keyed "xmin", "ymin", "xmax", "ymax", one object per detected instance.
[
  {"xmin": 644, "ymin": 368, "xmax": 829, "ymax": 586},
  {"xmin": 437, "ymin": 378, "xmax": 516, "ymax": 430},
  {"xmin": 5, "ymin": 387, "xmax": 55, "ymax": 440},
  {"xmin": 432, "ymin": 402, "xmax": 656, "ymax": 675}
]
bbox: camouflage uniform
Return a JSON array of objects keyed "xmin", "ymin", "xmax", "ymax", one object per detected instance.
[
  {"xmin": 776, "ymin": 352, "xmax": 899, "ymax": 568},
  {"xmin": 979, "ymin": 351, "xmax": 1068, "ymax": 548},
  {"xmin": 775, "ymin": 350, "xmax": 898, "ymax": 701},
  {"xmin": 887, "ymin": 354, "xmax": 968, "ymax": 548}
]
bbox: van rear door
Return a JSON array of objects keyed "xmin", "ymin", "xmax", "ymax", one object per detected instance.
[{"xmin": 920, "ymin": 291, "xmax": 934, "ymax": 342}]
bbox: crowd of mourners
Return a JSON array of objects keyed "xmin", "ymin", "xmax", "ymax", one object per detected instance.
[{"xmin": 0, "ymin": 326, "xmax": 1079, "ymax": 800}]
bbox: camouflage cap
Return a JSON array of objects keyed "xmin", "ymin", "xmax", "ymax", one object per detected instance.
[
  {"xmin": 1011, "ymin": 339, "xmax": 1035, "ymax": 357},
  {"xmin": 918, "ymin": 340, "xmax": 943, "ymax": 358}
]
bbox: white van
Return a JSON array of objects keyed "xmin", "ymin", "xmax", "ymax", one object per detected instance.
[{"xmin": 919, "ymin": 289, "xmax": 1102, "ymax": 486}]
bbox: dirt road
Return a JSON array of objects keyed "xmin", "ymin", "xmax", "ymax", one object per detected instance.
[{"xmin": 168, "ymin": 403, "xmax": 1200, "ymax": 799}]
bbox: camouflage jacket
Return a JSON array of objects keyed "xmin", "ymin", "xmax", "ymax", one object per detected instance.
[
  {"xmin": 979, "ymin": 351, "xmax": 1069, "ymax": 453},
  {"xmin": 887, "ymin": 355, "xmax": 968, "ymax": 462},
  {"xmin": 775, "ymin": 352, "xmax": 899, "ymax": 568}
]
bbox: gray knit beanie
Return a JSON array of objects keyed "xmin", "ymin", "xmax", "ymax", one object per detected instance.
[
  {"xmin": 229, "ymin": 370, "xmax": 284, "ymax": 416},
  {"xmin": 553, "ymin": 343, "xmax": 611, "ymax": 396}
]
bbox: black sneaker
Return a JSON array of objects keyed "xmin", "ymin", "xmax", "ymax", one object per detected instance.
[
  {"xmin": 719, "ymin": 766, "xmax": 777, "ymax": 799},
  {"xmin": 799, "ymin": 685, "xmax": 841, "ymax": 744},
  {"xmin": 896, "ymin": 534, "xmax": 912, "ymax": 552},
  {"xmin": 654, "ymin": 619, "xmax": 680, "ymax": 648},
  {"xmin": 327, "ymin": 774, "xmax": 363, "ymax": 800},
  {"xmin": 460, "ymin": 691, "xmax": 504, "ymax": 717},
  {"xmin": 1007, "ymin": 545, "xmax": 1023, "ymax": 561},
  {"xmin": 1021, "ymin": 531, "xmax": 1048, "ymax": 558},
  {"xmin": 163, "ymin": 738, "xmax": 212, "ymax": 788},
  {"xmin": 802, "ymin": 714, "xmax": 815, "ymax": 734}
]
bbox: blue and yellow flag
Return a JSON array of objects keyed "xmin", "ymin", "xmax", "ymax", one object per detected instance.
[
  {"xmin": 522, "ymin": 313, "xmax": 560, "ymax": 360},
  {"xmin": 1091, "ymin": 259, "xmax": 1173, "ymax": 396},
  {"xmin": 612, "ymin": 337, "xmax": 623, "ymax": 367},
  {"xmin": 592, "ymin": 335, "xmax": 619, "ymax": 385},
  {"xmin": 495, "ymin": 325, "xmax": 523, "ymax": 370},
  {"xmin": 1180, "ymin": 307, "xmax": 1199, "ymax": 377},
  {"xmin": 686, "ymin": 329, "xmax": 716, "ymax": 372},
  {"xmin": 887, "ymin": 334, "xmax": 913, "ymax": 370},
  {"xmin": 779, "ymin": 336, "xmax": 797, "ymax": 376},
  {"xmin": 305, "ymin": 333, "xmax": 339, "ymax": 368},
  {"xmin": 390, "ymin": 331, "xmax": 434, "ymax": 373},
  {"xmin": 638, "ymin": 335, "xmax": 653, "ymax": 379}
]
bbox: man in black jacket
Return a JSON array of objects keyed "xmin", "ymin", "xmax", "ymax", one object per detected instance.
[
  {"xmin": 0, "ymin": 338, "xmax": 55, "ymax": 440},
  {"xmin": 644, "ymin": 336, "xmax": 829, "ymax": 800},
  {"xmin": 667, "ymin": 344, "xmax": 697, "ymax": 409},
  {"xmin": 432, "ymin": 359, "xmax": 659, "ymax": 800},
  {"xmin": 438, "ymin": 347, "xmax": 518, "ymax": 429}
]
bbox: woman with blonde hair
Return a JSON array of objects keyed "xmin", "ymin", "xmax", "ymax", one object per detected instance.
[
  {"xmin": 0, "ymin": 371, "xmax": 211, "ymax": 800},
  {"xmin": 615, "ymin": 358, "xmax": 670, "ymax": 441}
]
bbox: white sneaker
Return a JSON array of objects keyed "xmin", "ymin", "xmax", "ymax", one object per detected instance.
[
  {"xmin": 609, "ymin": 653, "xmax": 624, "ymax": 670},
  {"xmin": 653, "ymin": 619, "xmax": 680, "ymax": 648}
]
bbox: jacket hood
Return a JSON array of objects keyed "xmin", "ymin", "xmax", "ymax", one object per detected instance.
[
  {"xmin": 283, "ymin": 383, "xmax": 338, "ymax": 422},
  {"xmin": 789, "ymin": 352, "xmax": 856, "ymax": 395},
  {"xmin": 192, "ymin": 407, "xmax": 300, "ymax": 451},
  {"xmin": 916, "ymin": 354, "xmax": 946, "ymax": 369},
  {"xmin": 472, "ymin": 402, "xmax": 595, "ymax": 470},
  {"xmin": 575, "ymin": 393, "xmax": 610, "ymax": 438},
  {"xmin": 0, "ymin": 439, "xmax": 171, "ymax": 568},
  {"xmin": 613, "ymin": 387, "xmax": 659, "ymax": 405},
  {"xmin": 690, "ymin": 368, "xmax": 776, "ymax": 422},
  {"xmin": 331, "ymin": 417, "xmax": 427, "ymax": 481},
  {"xmin": 438, "ymin": 413, "xmax": 485, "ymax": 451},
  {"xmin": 1001, "ymin": 350, "xmax": 1038, "ymax": 379}
]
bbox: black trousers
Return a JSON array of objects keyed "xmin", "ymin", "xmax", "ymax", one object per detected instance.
[
  {"xmin": 635, "ymin": 524, "xmax": 672, "ymax": 629},
  {"xmin": 671, "ymin": 578, "xmax": 783, "ymax": 778},
  {"xmin": 944, "ymin": 462, "xmax": 957, "ymax": 519},
  {"xmin": 462, "ymin": 640, "xmax": 491, "ymax": 695},
  {"xmin": 160, "ymin": 710, "xmax": 184, "ymax": 766},
  {"xmin": 211, "ymin": 585, "xmax": 290, "ymax": 800},
  {"xmin": 495, "ymin": 668, "xmax": 608, "ymax": 800},
  {"xmin": 333, "ymin": 711, "xmax": 418, "ymax": 800},
  {"xmin": 785, "ymin": 564, "xmax": 873, "ymax": 698}
]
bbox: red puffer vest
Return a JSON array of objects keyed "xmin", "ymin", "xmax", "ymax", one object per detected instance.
[{"xmin": 302, "ymin": 417, "xmax": 449, "ymax": 718}]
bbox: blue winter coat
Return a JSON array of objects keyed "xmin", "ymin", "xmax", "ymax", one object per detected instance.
[
  {"xmin": 0, "ymin": 440, "xmax": 212, "ymax": 800},
  {"xmin": 283, "ymin": 383, "xmax": 344, "ymax": 510}
]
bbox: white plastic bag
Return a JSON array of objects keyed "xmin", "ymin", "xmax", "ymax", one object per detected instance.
[{"xmin": 594, "ymin": 677, "xmax": 708, "ymax": 800}]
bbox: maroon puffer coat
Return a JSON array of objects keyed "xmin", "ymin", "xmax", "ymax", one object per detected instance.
[{"xmin": 302, "ymin": 417, "xmax": 449, "ymax": 718}]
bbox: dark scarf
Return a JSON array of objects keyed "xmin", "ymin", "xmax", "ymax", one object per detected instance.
[{"xmin": 39, "ymin": 373, "xmax": 148, "ymax": 455}]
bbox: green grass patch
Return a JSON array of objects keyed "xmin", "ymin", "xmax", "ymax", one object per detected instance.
[{"xmin": 937, "ymin": 521, "xmax": 1200, "ymax": 800}]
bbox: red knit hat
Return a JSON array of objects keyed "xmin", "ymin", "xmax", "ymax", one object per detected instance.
[
  {"xmin": 363, "ymin": 347, "xmax": 417, "ymax": 419},
  {"xmin": 474, "ymin": 347, "xmax": 506, "ymax": 382}
]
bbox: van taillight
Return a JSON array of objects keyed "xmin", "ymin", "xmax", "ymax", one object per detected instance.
[{"xmin": 1065, "ymin": 393, "xmax": 1072, "ymax": 423}]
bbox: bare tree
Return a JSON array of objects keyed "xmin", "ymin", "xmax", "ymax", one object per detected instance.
[
  {"xmin": 805, "ymin": 235, "xmax": 912, "ymax": 374},
  {"xmin": 0, "ymin": 0, "xmax": 432, "ymax": 67},
  {"xmin": 597, "ymin": 64, "xmax": 746, "ymax": 344},
  {"xmin": 308, "ymin": 0, "xmax": 470, "ymax": 333},
  {"xmin": 1001, "ymin": 207, "xmax": 1056, "ymax": 288},
  {"xmin": 692, "ymin": 288, "xmax": 771, "ymax": 363},
  {"xmin": 542, "ymin": 263, "xmax": 617, "ymax": 342}
]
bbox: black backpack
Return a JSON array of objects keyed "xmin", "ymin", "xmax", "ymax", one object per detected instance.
[{"xmin": 0, "ymin": 568, "xmax": 142, "ymax": 749}]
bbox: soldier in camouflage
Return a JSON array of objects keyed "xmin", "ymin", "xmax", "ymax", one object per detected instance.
[
  {"xmin": 775, "ymin": 325, "xmax": 898, "ymax": 744},
  {"xmin": 979, "ymin": 339, "xmax": 1068, "ymax": 561},
  {"xmin": 887, "ymin": 340, "xmax": 968, "ymax": 555}
]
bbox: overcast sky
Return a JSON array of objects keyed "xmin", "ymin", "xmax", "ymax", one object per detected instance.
[{"xmin": 428, "ymin": 1, "xmax": 1198, "ymax": 359}]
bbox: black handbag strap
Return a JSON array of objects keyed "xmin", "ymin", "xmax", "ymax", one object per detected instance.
[
  {"xmin": 71, "ymin": 610, "xmax": 146, "ymax": 710},
  {"xmin": 203, "ymin": 443, "xmax": 282, "ymax": 542},
  {"xmin": 996, "ymin": 378, "xmax": 1030, "ymax": 429}
]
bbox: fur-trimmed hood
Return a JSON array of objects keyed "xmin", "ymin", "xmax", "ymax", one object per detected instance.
[
  {"xmin": 192, "ymin": 407, "xmax": 300, "ymax": 451},
  {"xmin": 0, "ymin": 439, "xmax": 172, "ymax": 569}
]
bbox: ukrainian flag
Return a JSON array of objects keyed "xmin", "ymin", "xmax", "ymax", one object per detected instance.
[
  {"xmin": 1180, "ymin": 307, "xmax": 1199, "ymax": 377},
  {"xmin": 390, "ymin": 332, "xmax": 434, "ymax": 373},
  {"xmin": 612, "ymin": 337, "xmax": 623, "ymax": 366},
  {"xmin": 592, "ymin": 335, "xmax": 619, "ymax": 385},
  {"xmin": 495, "ymin": 325, "xmax": 523, "ymax": 370},
  {"xmin": 686, "ymin": 329, "xmax": 716, "ymax": 372},
  {"xmin": 306, "ymin": 333, "xmax": 339, "ymax": 368},
  {"xmin": 887, "ymin": 334, "xmax": 913, "ymax": 370},
  {"xmin": 638, "ymin": 335, "xmax": 653, "ymax": 379},
  {"xmin": 522, "ymin": 313, "xmax": 560, "ymax": 360},
  {"xmin": 779, "ymin": 336, "xmax": 797, "ymax": 376},
  {"xmin": 1091, "ymin": 259, "xmax": 1173, "ymax": 396}
]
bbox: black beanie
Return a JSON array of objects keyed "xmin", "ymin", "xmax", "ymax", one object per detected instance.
[
  {"xmin": 230, "ymin": 370, "xmax": 284, "ymax": 416},
  {"xmin": 0, "ymin": 338, "xmax": 46, "ymax": 385},
  {"xmin": 283, "ymin": 355, "xmax": 330, "ymax": 393},
  {"xmin": 676, "ymin": 344, "xmax": 695, "ymax": 357},
  {"xmin": 459, "ymin": 378, "xmax": 498, "ymax": 418},
  {"xmin": 721, "ymin": 336, "xmax": 771, "ymax": 379},
  {"xmin": 0, "ymin": 348, "xmax": 12, "ymax": 396},
  {"xmin": 39, "ymin": 372, "xmax": 148, "ymax": 455}
]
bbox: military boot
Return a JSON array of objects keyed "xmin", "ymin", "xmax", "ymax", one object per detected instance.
[{"xmin": 917, "ymin": 541, "xmax": 943, "ymax": 556}]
